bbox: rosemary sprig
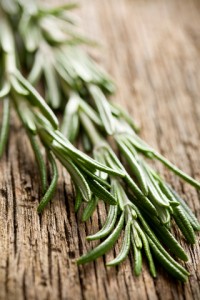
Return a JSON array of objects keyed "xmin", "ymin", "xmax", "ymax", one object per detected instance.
[
  {"xmin": 77, "ymin": 111, "xmax": 190, "ymax": 281},
  {"xmin": 0, "ymin": 7, "xmax": 123, "ymax": 214},
  {"xmin": 1, "ymin": 0, "xmax": 200, "ymax": 281},
  {"xmin": 76, "ymin": 109, "xmax": 199, "ymax": 279},
  {"xmin": 13, "ymin": 0, "xmax": 200, "ymax": 189}
]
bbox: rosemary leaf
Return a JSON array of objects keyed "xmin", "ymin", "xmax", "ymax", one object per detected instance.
[
  {"xmin": 37, "ymin": 152, "xmax": 58, "ymax": 213},
  {"xmin": 0, "ymin": 97, "xmax": 10, "ymax": 158}
]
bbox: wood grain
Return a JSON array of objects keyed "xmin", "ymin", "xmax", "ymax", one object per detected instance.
[{"xmin": 0, "ymin": 0, "xmax": 200, "ymax": 299}]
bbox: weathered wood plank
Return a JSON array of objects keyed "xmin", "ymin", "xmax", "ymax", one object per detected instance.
[{"xmin": 0, "ymin": 0, "xmax": 200, "ymax": 299}]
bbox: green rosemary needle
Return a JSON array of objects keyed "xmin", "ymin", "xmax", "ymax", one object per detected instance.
[{"xmin": 0, "ymin": 97, "xmax": 10, "ymax": 158}]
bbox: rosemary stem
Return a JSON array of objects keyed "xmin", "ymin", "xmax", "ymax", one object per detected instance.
[
  {"xmin": 79, "ymin": 110, "xmax": 103, "ymax": 146},
  {"xmin": 5, "ymin": 52, "xmax": 17, "ymax": 74},
  {"xmin": 0, "ymin": 13, "xmax": 17, "ymax": 74}
]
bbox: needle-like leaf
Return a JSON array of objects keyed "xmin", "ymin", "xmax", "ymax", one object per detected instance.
[
  {"xmin": 37, "ymin": 152, "xmax": 58, "ymax": 213},
  {"xmin": 77, "ymin": 212, "xmax": 124, "ymax": 264},
  {"xmin": 87, "ymin": 205, "xmax": 118, "ymax": 241},
  {"xmin": 107, "ymin": 220, "xmax": 131, "ymax": 266},
  {"xmin": 0, "ymin": 97, "xmax": 10, "ymax": 158}
]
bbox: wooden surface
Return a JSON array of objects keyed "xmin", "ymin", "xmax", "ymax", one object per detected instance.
[{"xmin": 0, "ymin": 0, "xmax": 200, "ymax": 299}]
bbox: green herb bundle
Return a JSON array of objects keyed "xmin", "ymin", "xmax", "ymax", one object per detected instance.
[
  {"xmin": 0, "ymin": 0, "xmax": 200, "ymax": 282},
  {"xmin": 0, "ymin": 4, "xmax": 123, "ymax": 214}
]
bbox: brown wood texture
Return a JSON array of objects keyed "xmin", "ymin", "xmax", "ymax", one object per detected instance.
[{"xmin": 0, "ymin": 0, "xmax": 200, "ymax": 299}]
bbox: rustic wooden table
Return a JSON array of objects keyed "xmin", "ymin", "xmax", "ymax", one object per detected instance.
[{"xmin": 0, "ymin": 0, "xmax": 200, "ymax": 299}]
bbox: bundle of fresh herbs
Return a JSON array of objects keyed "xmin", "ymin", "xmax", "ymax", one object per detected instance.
[
  {"xmin": 0, "ymin": 4, "xmax": 123, "ymax": 213},
  {"xmin": 0, "ymin": 0, "xmax": 200, "ymax": 282}
]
